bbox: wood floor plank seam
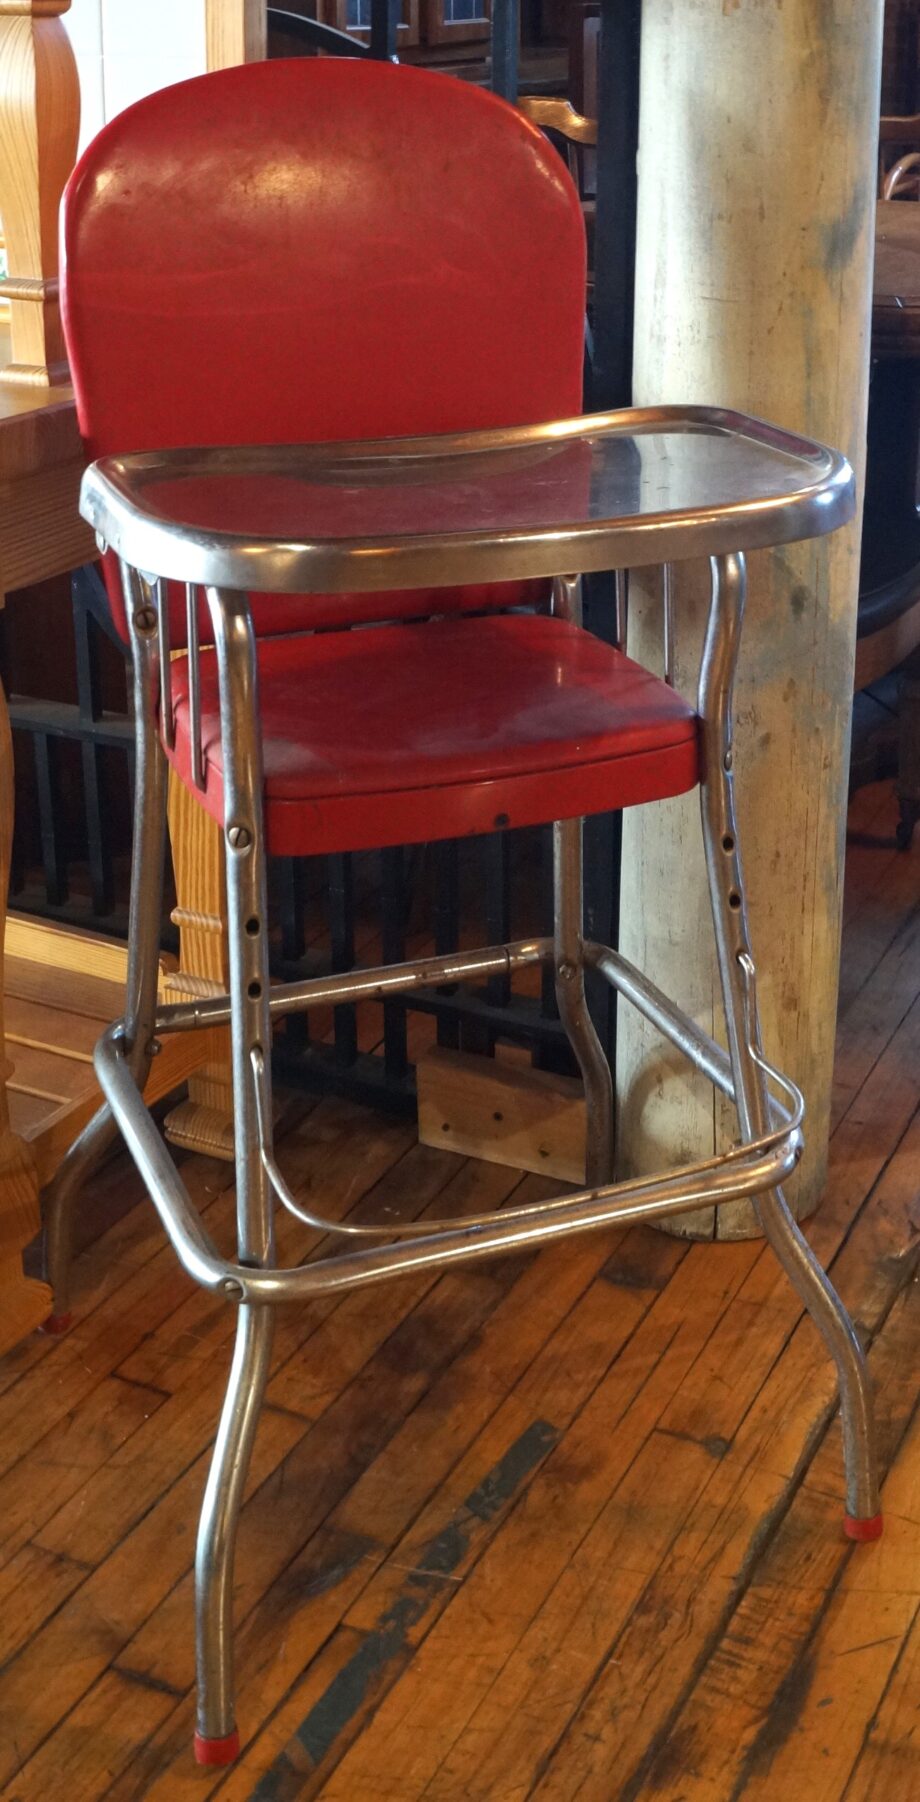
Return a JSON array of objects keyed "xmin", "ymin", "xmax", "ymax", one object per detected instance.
[
  {"xmin": 234, "ymin": 1303, "xmax": 686, "ymax": 1778},
  {"xmin": 430, "ymin": 1301, "xmax": 825, "ymax": 1802},
  {"xmin": 237, "ymin": 1267, "xmax": 762, "ymax": 1797},
  {"xmin": 726, "ymin": 1414, "xmax": 920, "ymax": 1802},
  {"xmin": 95, "ymin": 1232, "xmax": 671, "ymax": 1800},
  {"xmin": 840, "ymin": 1596, "xmax": 920, "ymax": 1801},
  {"xmin": 0, "ymin": 1179, "xmax": 559, "ymax": 1791},
  {"xmin": 523, "ymin": 1219, "xmax": 920, "ymax": 1802},
  {"xmin": 444, "ymin": 1089, "xmax": 920, "ymax": 1801},
  {"xmin": 611, "ymin": 1283, "xmax": 920, "ymax": 1802}
]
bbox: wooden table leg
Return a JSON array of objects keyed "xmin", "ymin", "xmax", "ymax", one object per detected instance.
[
  {"xmin": 162, "ymin": 768, "xmax": 235, "ymax": 1160},
  {"xmin": 0, "ymin": 675, "xmax": 50, "ymax": 1350}
]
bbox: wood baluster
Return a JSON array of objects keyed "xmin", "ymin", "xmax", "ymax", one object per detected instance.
[
  {"xmin": 163, "ymin": 773, "xmax": 235, "ymax": 1161},
  {"xmin": 0, "ymin": 0, "xmax": 79, "ymax": 388}
]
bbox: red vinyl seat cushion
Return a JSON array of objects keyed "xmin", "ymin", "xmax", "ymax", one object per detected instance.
[{"xmin": 167, "ymin": 613, "xmax": 700, "ymax": 857}]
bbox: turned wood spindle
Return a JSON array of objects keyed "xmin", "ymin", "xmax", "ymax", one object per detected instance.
[{"xmin": 0, "ymin": 0, "xmax": 79, "ymax": 387}]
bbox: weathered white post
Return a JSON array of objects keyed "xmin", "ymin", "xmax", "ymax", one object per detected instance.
[{"xmin": 618, "ymin": 0, "xmax": 885, "ymax": 1235}]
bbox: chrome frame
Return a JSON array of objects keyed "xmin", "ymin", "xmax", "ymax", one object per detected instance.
[{"xmin": 45, "ymin": 538, "xmax": 879, "ymax": 1752}]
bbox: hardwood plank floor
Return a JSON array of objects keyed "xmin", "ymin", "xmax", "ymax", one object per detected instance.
[{"xmin": 1, "ymin": 780, "xmax": 918, "ymax": 1802}]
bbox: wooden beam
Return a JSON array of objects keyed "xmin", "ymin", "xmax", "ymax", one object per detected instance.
[{"xmin": 205, "ymin": 0, "xmax": 266, "ymax": 70}]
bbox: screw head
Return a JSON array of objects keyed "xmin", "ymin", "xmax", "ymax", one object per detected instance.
[
  {"xmin": 221, "ymin": 1277, "xmax": 244, "ymax": 1299},
  {"xmin": 95, "ymin": 532, "xmax": 108, "ymax": 556},
  {"xmin": 133, "ymin": 605, "xmax": 157, "ymax": 634},
  {"xmin": 724, "ymin": 749, "xmax": 733, "ymax": 772},
  {"xmin": 227, "ymin": 825, "xmax": 252, "ymax": 850},
  {"xmin": 557, "ymin": 961, "xmax": 577, "ymax": 982}
]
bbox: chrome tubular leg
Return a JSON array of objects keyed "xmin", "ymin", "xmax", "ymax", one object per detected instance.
[
  {"xmin": 700, "ymin": 552, "xmax": 881, "ymax": 1537},
  {"xmin": 194, "ymin": 587, "xmax": 275, "ymax": 1760},
  {"xmin": 42, "ymin": 582, "xmax": 167, "ymax": 1325},
  {"xmin": 553, "ymin": 817, "xmax": 614, "ymax": 1186},
  {"xmin": 194, "ymin": 1303, "xmax": 272, "ymax": 1761}
]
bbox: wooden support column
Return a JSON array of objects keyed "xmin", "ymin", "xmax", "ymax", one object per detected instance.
[
  {"xmin": 0, "ymin": 0, "xmax": 78, "ymax": 387},
  {"xmin": 618, "ymin": 0, "xmax": 885, "ymax": 1237},
  {"xmin": 205, "ymin": 0, "xmax": 266, "ymax": 69}
]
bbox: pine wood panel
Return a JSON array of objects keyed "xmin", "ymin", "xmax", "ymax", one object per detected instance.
[{"xmin": 0, "ymin": 785, "xmax": 917, "ymax": 1800}]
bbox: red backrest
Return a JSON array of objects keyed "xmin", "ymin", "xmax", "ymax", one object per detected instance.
[{"xmin": 61, "ymin": 58, "xmax": 586, "ymax": 642}]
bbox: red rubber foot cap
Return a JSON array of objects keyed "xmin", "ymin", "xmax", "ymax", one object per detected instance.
[
  {"xmin": 194, "ymin": 1730, "xmax": 240, "ymax": 1767},
  {"xmin": 40, "ymin": 1312, "xmax": 72, "ymax": 1337},
  {"xmin": 844, "ymin": 1512, "xmax": 884, "ymax": 1542}
]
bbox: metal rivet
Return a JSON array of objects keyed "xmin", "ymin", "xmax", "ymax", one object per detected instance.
[
  {"xmin": 95, "ymin": 532, "xmax": 108, "ymax": 555},
  {"xmin": 557, "ymin": 961, "xmax": 576, "ymax": 981},
  {"xmin": 227, "ymin": 825, "xmax": 252, "ymax": 850},
  {"xmin": 133, "ymin": 606, "xmax": 157, "ymax": 634},
  {"xmin": 222, "ymin": 1278, "xmax": 244, "ymax": 1299},
  {"xmin": 724, "ymin": 749, "xmax": 733, "ymax": 772},
  {"xmin": 147, "ymin": 1038, "xmax": 162, "ymax": 1058}
]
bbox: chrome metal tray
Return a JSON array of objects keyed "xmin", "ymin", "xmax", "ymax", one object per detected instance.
[{"xmin": 81, "ymin": 405, "xmax": 854, "ymax": 595}]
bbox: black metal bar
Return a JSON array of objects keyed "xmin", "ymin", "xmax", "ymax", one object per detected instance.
[
  {"xmin": 490, "ymin": 0, "xmax": 520, "ymax": 101},
  {"xmin": 434, "ymin": 839, "xmax": 460, "ymax": 1049},
  {"xmin": 32, "ymin": 732, "xmax": 68, "ymax": 907},
  {"xmin": 328, "ymin": 852, "xmax": 358, "ymax": 1064},
  {"xmin": 381, "ymin": 845, "xmax": 409, "ymax": 1078},
  {"xmin": 482, "ymin": 833, "xmax": 511, "ymax": 1009},
  {"xmin": 72, "ymin": 573, "xmax": 114, "ymax": 914},
  {"xmin": 278, "ymin": 856, "xmax": 305, "ymax": 966},
  {"xmin": 6, "ymin": 699, "xmax": 134, "ymax": 745},
  {"xmin": 590, "ymin": 0, "xmax": 641, "ymax": 411},
  {"xmin": 273, "ymin": 856, "xmax": 311, "ymax": 1056},
  {"xmin": 273, "ymin": 1038, "xmax": 416, "ymax": 1115},
  {"xmin": 408, "ymin": 986, "xmax": 570, "ymax": 1045},
  {"xmin": 369, "ymin": 0, "xmax": 399, "ymax": 61},
  {"xmin": 72, "ymin": 574, "xmax": 104, "ymax": 726}
]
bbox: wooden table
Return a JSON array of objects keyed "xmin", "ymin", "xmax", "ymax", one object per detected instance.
[
  {"xmin": 0, "ymin": 367, "xmax": 212, "ymax": 1351},
  {"xmin": 856, "ymin": 201, "xmax": 920, "ymax": 688},
  {"xmin": 872, "ymin": 199, "xmax": 920, "ymax": 353}
]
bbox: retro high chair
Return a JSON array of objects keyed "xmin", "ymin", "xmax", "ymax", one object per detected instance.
[{"xmin": 47, "ymin": 57, "xmax": 881, "ymax": 1768}]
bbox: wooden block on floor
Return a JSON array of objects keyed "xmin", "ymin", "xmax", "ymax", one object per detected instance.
[{"xmin": 416, "ymin": 1045, "xmax": 586, "ymax": 1184}]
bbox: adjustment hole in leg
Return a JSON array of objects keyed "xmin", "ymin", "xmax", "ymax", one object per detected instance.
[
  {"xmin": 728, "ymin": 892, "xmax": 742, "ymax": 911},
  {"xmin": 721, "ymin": 834, "xmax": 735, "ymax": 853},
  {"xmin": 245, "ymin": 916, "xmax": 260, "ymax": 937},
  {"xmin": 247, "ymin": 980, "xmax": 262, "ymax": 1000}
]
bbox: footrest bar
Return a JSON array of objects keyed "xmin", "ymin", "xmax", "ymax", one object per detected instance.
[{"xmin": 95, "ymin": 1023, "xmax": 804, "ymax": 1308}]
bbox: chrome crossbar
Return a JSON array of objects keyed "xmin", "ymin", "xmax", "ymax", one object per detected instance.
[
  {"xmin": 153, "ymin": 938, "xmax": 551, "ymax": 1035},
  {"xmin": 94, "ymin": 1012, "xmax": 803, "ymax": 1307}
]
